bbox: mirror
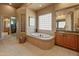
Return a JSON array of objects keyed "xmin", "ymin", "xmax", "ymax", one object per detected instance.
[
  {"xmin": 56, "ymin": 11, "xmax": 74, "ymax": 31},
  {"xmin": 76, "ymin": 18, "xmax": 79, "ymax": 28},
  {"xmin": 56, "ymin": 20, "xmax": 66, "ymax": 30},
  {"xmin": 65, "ymin": 11, "xmax": 74, "ymax": 31},
  {"xmin": 74, "ymin": 8, "xmax": 79, "ymax": 31}
]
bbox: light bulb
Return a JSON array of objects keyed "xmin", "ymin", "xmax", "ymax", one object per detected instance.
[{"xmin": 9, "ymin": 3, "xmax": 12, "ymax": 5}]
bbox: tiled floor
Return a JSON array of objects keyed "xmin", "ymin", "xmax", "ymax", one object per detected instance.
[{"xmin": 0, "ymin": 34, "xmax": 78, "ymax": 56}]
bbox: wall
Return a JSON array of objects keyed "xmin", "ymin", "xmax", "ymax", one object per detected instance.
[
  {"xmin": 0, "ymin": 5, "xmax": 16, "ymax": 17},
  {"xmin": 0, "ymin": 5, "xmax": 16, "ymax": 39},
  {"xmin": 16, "ymin": 6, "xmax": 36, "ymax": 38},
  {"xmin": 16, "ymin": 3, "xmax": 79, "ymax": 38},
  {"xmin": 54, "ymin": 3, "xmax": 79, "ymax": 11},
  {"xmin": 16, "ymin": 6, "xmax": 26, "ymax": 38},
  {"xmin": 36, "ymin": 3, "xmax": 79, "ymax": 35},
  {"xmin": 36, "ymin": 5, "xmax": 56, "ymax": 35},
  {"xmin": 55, "ymin": 4, "xmax": 79, "ymax": 31},
  {"xmin": 26, "ymin": 8, "xmax": 36, "ymax": 34}
]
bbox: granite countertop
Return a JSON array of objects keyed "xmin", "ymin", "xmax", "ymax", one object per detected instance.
[{"xmin": 56, "ymin": 30, "xmax": 79, "ymax": 35}]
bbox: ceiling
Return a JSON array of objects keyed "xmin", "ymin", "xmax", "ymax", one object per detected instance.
[
  {"xmin": 0, "ymin": 3, "xmax": 53, "ymax": 10},
  {"xmin": 27, "ymin": 3, "xmax": 53, "ymax": 11},
  {"xmin": 0, "ymin": 3, "xmax": 24, "ymax": 9},
  {"xmin": 10, "ymin": 3, "xmax": 24, "ymax": 9}
]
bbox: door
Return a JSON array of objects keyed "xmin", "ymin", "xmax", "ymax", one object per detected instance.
[
  {"xmin": 55, "ymin": 32, "xmax": 64, "ymax": 46},
  {"xmin": 77, "ymin": 35, "xmax": 79, "ymax": 51}
]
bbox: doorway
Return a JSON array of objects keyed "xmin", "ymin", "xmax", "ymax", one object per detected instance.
[
  {"xmin": 0, "ymin": 16, "xmax": 16, "ymax": 39},
  {"xmin": 10, "ymin": 17, "xmax": 16, "ymax": 33}
]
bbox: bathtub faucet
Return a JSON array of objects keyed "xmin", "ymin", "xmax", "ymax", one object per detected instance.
[{"xmin": 40, "ymin": 34, "xmax": 41, "ymax": 37}]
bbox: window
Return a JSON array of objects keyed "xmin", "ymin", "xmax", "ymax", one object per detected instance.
[
  {"xmin": 56, "ymin": 20, "xmax": 66, "ymax": 29},
  {"xmin": 29, "ymin": 17, "xmax": 35, "ymax": 27},
  {"xmin": 38, "ymin": 13, "xmax": 52, "ymax": 30}
]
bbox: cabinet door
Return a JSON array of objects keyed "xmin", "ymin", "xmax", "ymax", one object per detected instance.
[
  {"xmin": 55, "ymin": 33, "xmax": 64, "ymax": 46},
  {"xmin": 64, "ymin": 34, "xmax": 77, "ymax": 50},
  {"xmin": 77, "ymin": 35, "xmax": 79, "ymax": 51}
]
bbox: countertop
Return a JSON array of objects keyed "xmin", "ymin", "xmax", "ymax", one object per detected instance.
[{"xmin": 56, "ymin": 30, "xmax": 79, "ymax": 35}]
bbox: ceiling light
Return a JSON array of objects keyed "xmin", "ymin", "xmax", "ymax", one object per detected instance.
[
  {"xmin": 9, "ymin": 3, "xmax": 12, "ymax": 5},
  {"xmin": 39, "ymin": 5, "xmax": 42, "ymax": 7}
]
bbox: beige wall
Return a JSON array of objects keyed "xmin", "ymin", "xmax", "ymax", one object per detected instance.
[
  {"xmin": 16, "ymin": 3, "xmax": 79, "ymax": 38},
  {"xmin": 36, "ymin": 5, "xmax": 56, "ymax": 35},
  {"xmin": 0, "ymin": 5, "xmax": 16, "ymax": 17},
  {"xmin": 37, "ymin": 5, "xmax": 54, "ymax": 15},
  {"xmin": 26, "ymin": 8, "xmax": 36, "ymax": 34},
  {"xmin": 0, "ymin": 5, "xmax": 16, "ymax": 37},
  {"xmin": 55, "ymin": 4, "xmax": 79, "ymax": 31},
  {"xmin": 16, "ymin": 6, "xmax": 36, "ymax": 38},
  {"xmin": 54, "ymin": 3, "xmax": 79, "ymax": 11},
  {"xmin": 16, "ymin": 6, "xmax": 26, "ymax": 38},
  {"xmin": 36, "ymin": 3, "xmax": 79, "ymax": 35}
]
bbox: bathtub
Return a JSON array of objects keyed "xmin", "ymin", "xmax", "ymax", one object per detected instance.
[{"xmin": 27, "ymin": 32, "xmax": 55, "ymax": 49}]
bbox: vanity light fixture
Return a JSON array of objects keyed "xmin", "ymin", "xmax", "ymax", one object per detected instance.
[
  {"xmin": 39, "ymin": 5, "xmax": 42, "ymax": 7},
  {"xmin": 9, "ymin": 3, "xmax": 12, "ymax": 5}
]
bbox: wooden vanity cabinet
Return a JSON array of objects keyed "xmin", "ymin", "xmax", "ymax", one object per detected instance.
[{"xmin": 55, "ymin": 32, "xmax": 78, "ymax": 50}]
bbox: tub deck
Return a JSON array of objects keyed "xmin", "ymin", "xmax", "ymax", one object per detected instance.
[{"xmin": 27, "ymin": 34, "xmax": 55, "ymax": 50}]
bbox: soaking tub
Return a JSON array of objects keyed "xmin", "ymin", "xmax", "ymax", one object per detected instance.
[{"xmin": 27, "ymin": 33, "xmax": 55, "ymax": 49}]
